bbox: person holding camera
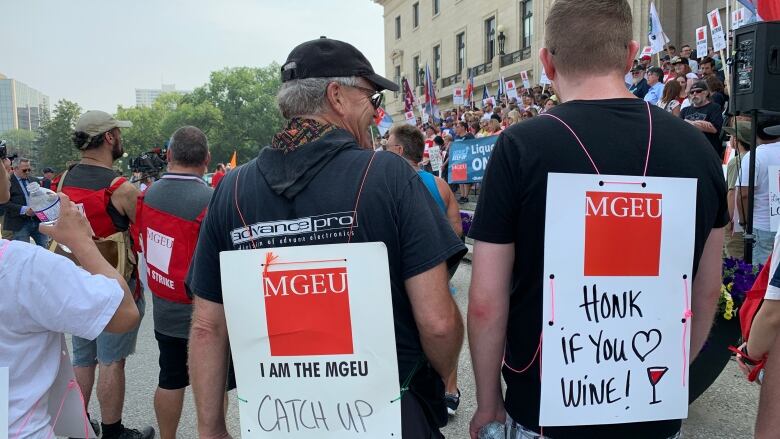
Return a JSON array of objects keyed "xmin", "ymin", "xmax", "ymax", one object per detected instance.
[
  {"xmin": 59, "ymin": 110, "xmax": 153, "ymax": 439},
  {"xmin": 0, "ymin": 155, "xmax": 142, "ymax": 438}
]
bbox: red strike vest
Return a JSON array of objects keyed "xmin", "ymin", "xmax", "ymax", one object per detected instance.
[
  {"xmin": 136, "ymin": 194, "xmax": 206, "ymax": 304},
  {"xmin": 61, "ymin": 177, "xmax": 127, "ymax": 239}
]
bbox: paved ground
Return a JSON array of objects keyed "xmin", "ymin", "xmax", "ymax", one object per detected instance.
[{"xmin": 74, "ymin": 263, "xmax": 760, "ymax": 438}]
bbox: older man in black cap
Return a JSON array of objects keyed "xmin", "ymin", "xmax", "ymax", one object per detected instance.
[
  {"xmin": 680, "ymin": 80, "xmax": 724, "ymax": 158},
  {"xmin": 629, "ymin": 64, "xmax": 649, "ymax": 99},
  {"xmin": 186, "ymin": 37, "xmax": 465, "ymax": 439}
]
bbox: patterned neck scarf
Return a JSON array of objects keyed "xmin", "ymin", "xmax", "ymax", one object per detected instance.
[{"xmin": 270, "ymin": 118, "xmax": 338, "ymax": 153}]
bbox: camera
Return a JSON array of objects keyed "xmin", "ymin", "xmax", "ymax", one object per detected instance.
[
  {"xmin": 129, "ymin": 148, "xmax": 167, "ymax": 181},
  {"xmin": 0, "ymin": 140, "xmax": 18, "ymax": 162}
]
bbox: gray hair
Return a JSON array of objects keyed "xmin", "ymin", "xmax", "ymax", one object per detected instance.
[
  {"xmin": 14, "ymin": 157, "xmax": 29, "ymax": 167},
  {"xmin": 169, "ymin": 126, "xmax": 209, "ymax": 167},
  {"xmin": 276, "ymin": 76, "xmax": 359, "ymax": 119}
]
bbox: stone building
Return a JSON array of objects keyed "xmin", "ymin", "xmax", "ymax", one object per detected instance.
[{"xmin": 373, "ymin": 0, "xmax": 739, "ymax": 117}]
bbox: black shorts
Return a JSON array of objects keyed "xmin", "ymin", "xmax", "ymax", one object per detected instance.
[{"xmin": 155, "ymin": 331, "xmax": 189, "ymax": 390}]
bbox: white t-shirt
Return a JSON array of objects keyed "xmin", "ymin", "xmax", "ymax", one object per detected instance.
[
  {"xmin": 738, "ymin": 141, "xmax": 780, "ymax": 231},
  {"xmin": 0, "ymin": 240, "xmax": 123, "ymax": 438}
]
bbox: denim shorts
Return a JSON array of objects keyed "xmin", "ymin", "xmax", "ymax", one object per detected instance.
[
  {"xmin": 505, "ymin": 414, "xmax": 682, "ymax": 439},
  {"xmin": 72, "ymin": 295, "xmax": 146, "ymax": 367}
]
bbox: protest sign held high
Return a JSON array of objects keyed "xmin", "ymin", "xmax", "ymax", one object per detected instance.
[
  {"xmin": 220, "ymin": 243, "xmax": 401, "ymax": 438},
  {"xmin": 447, "ymin": 136, "xmax": 497, "ymax": 184},
  {"xmin": 695, "ymin": 26, "xmax": 709, "ymax": 60},
  {"xmin": 708, "ymin": 9, "xmax": 727, "ymax": 52},
  {"xmin": 539, "ymin": 173, "xmax": 696, "ymax": 426}
]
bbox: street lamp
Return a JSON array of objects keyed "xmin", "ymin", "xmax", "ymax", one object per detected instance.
[{"xmin": 497, "ymin": 25, "xmax": 507, "ymax": 55}]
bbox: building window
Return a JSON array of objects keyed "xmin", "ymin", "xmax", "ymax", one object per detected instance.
[
  {"xmin": 413, "ymin": 3, "xmax": 419, "ymax": 28},
  {"xmin": 395, "ymin": 16, "xmax": 401, "ymax": 39},
  {"xmin": 394, "ymin": 65, "xmax": 401, "ymax": 97},
  {"xmin": 485, "ymin": 16, "xmax": 496, "ymax": 62},
  {"xmin": 433, "ymin": 45, "xmax": 441, "ymax": 80},
  {"xmin": 456, "ymin": 32, "xmax": 466, "ymax": 73},
  {"xmin": 433, "ymin": 0, "xmax": 440, "ymax": 16},
  {"xmin": 522, "ymin": 0, "xmax": 533, "ymax": 49},
  {"xmin": 413, "ymin": 56, "xmax": 421, "ymax": 87}
]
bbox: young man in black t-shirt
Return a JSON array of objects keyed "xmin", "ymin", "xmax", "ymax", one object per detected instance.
[{"xmin": 467, "ymin": 1, "xmax": 727, "ymax": 438}]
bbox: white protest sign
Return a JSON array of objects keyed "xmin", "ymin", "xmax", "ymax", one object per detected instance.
[
  {"xmin": 539, "ymin": 173, "xmax": 696, "ymax": 426},
  {"xmin": 540, "ymin": 68, "xmax": 552, "ymax": 85},
  {"xmin": 482, "ymin": 97, "xmax": 496, "ymax": 108},
  {"xmin": 220, "ymin": 243, "xmax": 401, "ymax": 438},
  {"xmin": 520, "ymin": 71, "xmax": 531, "ymax": 89},
  {"xmin": 732, "ymin": 8, "xmax": 743, "ymax": 30},
  {"xmin": 453, "ymin": 87, "xmax": 464, "ymax": 106},
  {"xmin": 640, "ymin": 46, "xmax": 654, "ymax": 58},
  {"xmin": 429, "ymin": 146, "xmax": 443, "ymax": 172},
  {"xmin": 421, "ymin": 111, "xmax": 430, "ymax": 125},
  {"xmin": 695, "ymin": 26, "xmax": 709, "ymax": 60},
  {"xmin": 404, "ymin": 111, "xmax": 417, "ymax": 126},
  {"xmin": 1, "ymin": 367, "xmax": 7, "ymax": 439},
  {"xmin": 505, "ymin": 80, "xmax": 519, "ymax": 100},
  {"xmin": 769, "ymin": 166, "xmax": 780, "ymax": 233},
  {"xmin": 50, "ymin": 338, "xmax": 97, "ymax": 437},
  {"xmin": 708, "ymin": 9, "xmax": 727, "ymax": 52}
]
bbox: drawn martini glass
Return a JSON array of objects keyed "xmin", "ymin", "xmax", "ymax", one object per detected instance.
[{"xmin": 647, "ymin": 366, "xmax": 669, "ymax": 405}]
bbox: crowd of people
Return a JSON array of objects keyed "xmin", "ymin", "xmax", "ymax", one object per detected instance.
[{"xmin": 2, "ymin": 1, "xmax": 780, "ymax": 438}]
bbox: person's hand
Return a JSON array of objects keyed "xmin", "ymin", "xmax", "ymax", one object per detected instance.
[
  {"xmin": 25, "ymin": 207, "xmax": 35, "ymax": 216},
  {"xmin": 734, "ymin": 342, "xmax": 761, "ymax": 384},
  {"xmin": 39, "ymin": 194, "xmax": 94, "ymax": 248},
  {"xmin": 469, "ymin": 405, "xmax": 506, "ymax": 439}
]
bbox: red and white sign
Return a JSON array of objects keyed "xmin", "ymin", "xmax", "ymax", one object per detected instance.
[
  {"xmin": 708, "ymin": 9, "xmax": 727, "ymax": 52},
  {"xmin": 221, "ymin": 243, "xmax": 401, "ymax": 438},
  {"xmin": 641, "ymin": 46, "xmax": 654, "ymax": 58},
  {"xmin": 696, "ymin": 26, "xmax": 709, "ymax": 60},
  {"xmin": 539, "ymin": 173, "xmax": 696, "ymax": 427},
  {"xmin": 520, "ymin": 70, "xmax": 531, "ymax": 89},
  {"xmin": 453, "ymin": 87, "xmax": 464, "ymax": 105},
  {"xmin": 505, "ymin": 79, "xmax": 519, "ymax": 100},
  {"xmin": 404, "ymin": 110, "xmax": 417, "ymax": 126}
]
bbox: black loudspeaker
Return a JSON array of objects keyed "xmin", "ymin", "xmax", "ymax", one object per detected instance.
[{"xmin": 732, "ymin": 21, "xmax": 780, "ymax": 113}]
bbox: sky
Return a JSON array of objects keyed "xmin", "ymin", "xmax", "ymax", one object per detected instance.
[{"xmin": 2, "ymin": 0, "xmax": 386, "ymax": 113}]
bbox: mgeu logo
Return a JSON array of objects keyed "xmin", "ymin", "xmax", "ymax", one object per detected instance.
[
  {"xmin": 230, "ymin": 211, "xmax": 356, "ymax": 245},
  {"xmin": 147, "ymin": 227, "xmax": 174, "ymax": 274}
]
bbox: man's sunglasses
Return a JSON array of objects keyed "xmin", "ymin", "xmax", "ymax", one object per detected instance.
[
  {"xmin": 690, "ymin": 89, "xmax": 706, "ymax": 95},
  {"xmin": 349, "ymin": 85, "xmax": 384, "ymax": 110},
  {"xmin": 20, "ymin": 169, "xmax": 30, "ymax": 173}
]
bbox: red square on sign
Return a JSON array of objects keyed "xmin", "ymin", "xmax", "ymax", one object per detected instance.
[
  {"xmin": 584, "ymin": 192, "xmax": 662, "ymax": 276},
  {"xmin": 263, "ymin": 267, "xmax": 354, "ymax": 356},
  {"xmin": 452, "ymin": 163, "xmax": 467, "ymax": 182}
]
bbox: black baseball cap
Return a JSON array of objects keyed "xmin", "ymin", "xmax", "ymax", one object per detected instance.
[
  {"xmin": 647, "ymin": 67, "xmax": 664, "ymax": 80},
  {"xmin": 42, "ymin": 167, "xmax": 55, "ymax": 173},
  {"xmin": 281, "ymin": 37, "xmax": 399, "ymax": 92},
  {"xmin": 690, "ymin": 80, "xmax": 708, "ymax": 92}
]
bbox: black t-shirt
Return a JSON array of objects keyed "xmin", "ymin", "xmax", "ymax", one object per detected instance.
[
  {"xmin": 680, "ymin": 102, "xmax": 725, "ymax": 157},
  {"xmin": 469, "ymin": 98, "xmax": 728, "ymax": 439},
  {"xmin": 186, "ymin": 130, "xmax": 466, "ymax": 385}
]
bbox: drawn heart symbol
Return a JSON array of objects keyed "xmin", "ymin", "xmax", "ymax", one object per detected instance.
[{"xmin": 632, "ymin": 329, "xmax": 662, "ymax": 362}]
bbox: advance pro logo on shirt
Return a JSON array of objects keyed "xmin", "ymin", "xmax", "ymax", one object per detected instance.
[
  {"xmin": 584, "ymin": 191, "xmax": 662, "ymax": 276},
  {"xmin": 230, "ymin": 211, "xmax": 357, "ymax": 245},
  {"xmin": 146, "ymin": 227, "xmax": 174, "ymax": 274}
]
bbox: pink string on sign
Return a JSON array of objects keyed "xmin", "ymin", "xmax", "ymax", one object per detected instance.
[
  {"xmin": 13, "ymin": 379, "xmax": 90, "ymax": 439},
  {"xmin": 503, "ymin": 333, "xmax": 542, "ymax": 374},
  {"xmin": 682, "ymin": 276, "xmax": 693, "ymax": 386},
  {"xmin": 549, "ymin": 277, "xmax": 556, "ymax": 324},
  {"xmin": 538, "ymin": 112, "xmax": 601, "ymax": 174}
]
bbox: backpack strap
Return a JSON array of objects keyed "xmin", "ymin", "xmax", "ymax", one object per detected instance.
[
  {"xmin": 106, "ymin": 177, "xmax": 127, "ymax": 196},
  {"xmin": 55, "ymin": 169, "xmax": 68, "ymax": 193}
]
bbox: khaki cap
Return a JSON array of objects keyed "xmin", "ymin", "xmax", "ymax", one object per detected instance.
[
  {"xmin": 724, "ymin": 121, "xmax": 754, "ymax": 147},
  {"xmin": 75, "ymin": 110, "xmax": 132, "ymax": 137}
]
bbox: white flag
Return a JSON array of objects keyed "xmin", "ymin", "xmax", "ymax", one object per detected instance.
[{"xmin": 648, "ymin": 1, "xmax": 670, "ymax": 55}]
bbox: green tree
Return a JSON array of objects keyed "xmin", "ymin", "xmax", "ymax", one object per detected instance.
[
  {"xmin": 186, "ymin": 64, "xmax": 284, "ymax": 164},
  {"xmin": 0, "ymin": 128, "xmax": 38, "ymax": 163},
  {"xmin": 115, "ymin": 102, "xmax": 168, "ymax": 160},
  {"xmin": 38, "ymin": 99, "xmax": 82, "ymax": 172}
]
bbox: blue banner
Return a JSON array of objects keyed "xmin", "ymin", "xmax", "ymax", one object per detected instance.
[{"xmin": 447, "ymin": 136, "xmax": 498, "ymax": 184}]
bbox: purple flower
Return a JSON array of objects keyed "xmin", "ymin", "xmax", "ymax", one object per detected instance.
[
  {"xmin": 732, "ymin": 272, "xmax": 755, "ymax": 295},
  {"xmin": 737, "ymin": 260, "xmax": 753, "ymax": 273},
  {"xmin": 724, "ymin": 258, "xmax": 737, "ymax": 270},
  {"xmin": 723, "ymin": 275, "xmax": 734, "ymax": 285}
]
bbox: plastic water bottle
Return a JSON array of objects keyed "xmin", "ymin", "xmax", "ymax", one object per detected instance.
[
  {"xmin": 26, "ymin": 182, "xmax": 60, "ymax": 225},
  {"xmin": 479, "ymin": 421, "xmax": 506, "ymax": 439}
]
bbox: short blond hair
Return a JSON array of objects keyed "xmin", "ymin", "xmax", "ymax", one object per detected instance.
[{"xmin": 546, "ymin": 0, "xmax": 632, "ymax": 77}]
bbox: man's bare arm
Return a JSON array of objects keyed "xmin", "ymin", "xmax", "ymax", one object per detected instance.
[
  {"xmin": 405, "ymin": 262, "xmax": 463, "ymax": 381},
  {"xmin": 189, "ymin": 296, "xmax": 232, "ymax": 439},
  {"xmin": 690, "ymin": 228, "xmax": 725, "ymax": 359},
  {"xmin": 436, "ymin": 177, "xmax": 463, "ymax": 237},
  {"xmin": 111, "ymin": 179, "xmax": 141, "ymax": 224}
]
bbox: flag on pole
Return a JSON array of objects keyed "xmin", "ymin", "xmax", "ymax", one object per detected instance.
[
  {"xmin": 423, "ymin": 63, "xmax": 440, "ymax": 123},
  {"xmin": 401, "ymin": 77, "xmax": 416, "ymax": 113},
  {"xmin": 497, "ymin": 74, "xmax": 506, "ymax": 102},
  {"xmin": 648, "ymin": 1, "xmax": 670, "ymax": 55},
  {"xmin": 738, "ymin": 0, "xmax": 780, "ymax": 21},
  {"xmin": 373, "ymin": 107, "xmax": 394, "ymax": 136},
  {"xmin": 482, "ymin": 85, "xmax": 489, "ymax": 101},
  {"xmin": 229, "ymin": 151, "xmax": 237, "ymax": 169}
]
